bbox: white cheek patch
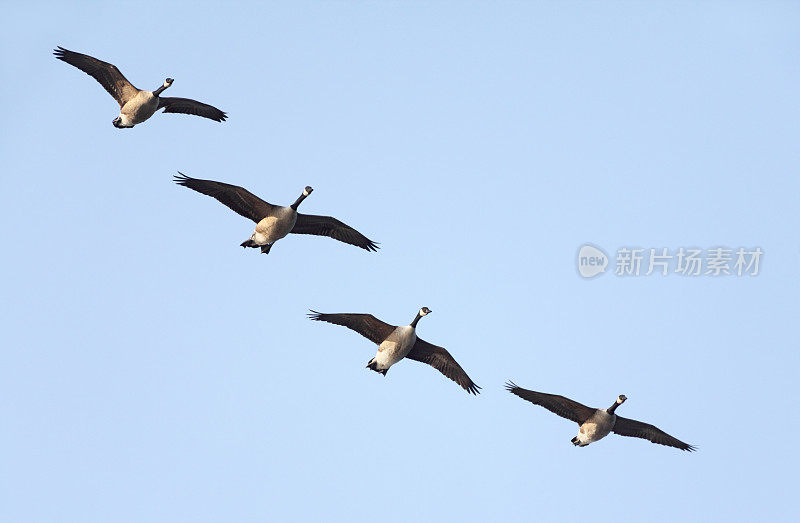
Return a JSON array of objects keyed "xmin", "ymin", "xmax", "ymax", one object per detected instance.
[{"xmin": 303, "ymin": 189, "xmax": 311, "ymax": 196}]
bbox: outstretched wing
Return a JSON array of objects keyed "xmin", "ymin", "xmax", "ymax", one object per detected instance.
[
  {"xmin": 291, "ymin": 214, "xmax": 378, "ymax": 252},
  {"xmin": 406, "ymin": 339, "xmax": 480, "ymax": 395},
  {"xmin": 174, "ymin": 173, "xmax": 274, "ymax": 223},
  {"xmin": 54, "ymin": 46, "xmax": 138, "ymax": 106},
  {"xmin": 307, "ymin": 311, "xmax": 395, "ymax": 345},
  {"xmin": 613, "ymin": 416, "xmax": 696, "ymax": 451},
  {"xmin": 158, "ymin": 97, "xmax": 227, "ymax": 122},
  {"xmin": 505, "ymin": 382, "xmax": 596, "ymax": 424}
]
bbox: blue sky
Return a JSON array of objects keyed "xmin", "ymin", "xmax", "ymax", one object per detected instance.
[{"xmin": 2, "ymin": 2, "xmax": 798, "ymax": 521}]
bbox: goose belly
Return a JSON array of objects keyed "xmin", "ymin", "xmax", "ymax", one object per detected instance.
[
  {"xmin": 373, "ymin": 326, "xmax": 416, "ymax": 370},
  {"xmin": 120, "ymin": 92, "xmax": 159, "ymax": 125},
  {"xmin": 253, "ymin": 208, "xmax": 297, "ymax": 245},
  {"xmin": 575, "ymin": 412, "xmax": 615, "ymax": 446}
]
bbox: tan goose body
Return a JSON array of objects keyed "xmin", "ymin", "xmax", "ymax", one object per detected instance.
[
  {"xmin": 574, "ymin": 409, "xmax": 616, "ymax": 446},
  {"xmin": 117, "ymin": 90, "xmax": 160, "ymax": 128},
  {"xmin": 251, "ymin": 206, "xmax": 298, "ymax": 246},
  {"xmin": 373, "ymin": 325, "xmax": 417, "ymax": 371}
]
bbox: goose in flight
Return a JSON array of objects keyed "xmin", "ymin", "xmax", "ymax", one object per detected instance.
[
  {"xmin": 54, "ymin": 46, "xmax": 226, "ymax": 128},
  {"xmin": 174, "ymin": 173, "xmax": 378, "ymax": 255},
  {"xmin": 309, "ymin": 308, "xmax": 480, "ymax": 395},
  {"xmin": 505, "ymin": 382, "xmax": 695, "ymax": 451}
]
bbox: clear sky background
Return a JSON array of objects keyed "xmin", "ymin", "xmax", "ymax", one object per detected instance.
[{"xmin": 2, "ymin": 2, "xmax": 798, "ymax": 521}]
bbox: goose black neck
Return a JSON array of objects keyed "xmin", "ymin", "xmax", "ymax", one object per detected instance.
[
  {"xmin": 290, "ymin": 193, "xmax": 308, "ymax": 210},
  {"xmin": 410, "ymin": 312, "xmax": 423, "ymax": 328},
  {"xmin": 607, "ymin": 401, "xmax": 621, "ymax": 414},
  {"xmin": 153, "ymin": 85, "xmax": 168, "ymax": 96}
]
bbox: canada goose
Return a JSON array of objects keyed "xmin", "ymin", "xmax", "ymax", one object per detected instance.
[
  {"xmin": 308, "ymin": 308, "xmax": 480, "ymax": 394},
  {"xmin": 54, "ymin": 46, "xmax": 226, "ymax": 127},
  {"xmin": 505, "ymin": 382, "xmax": 695, "ymax": 451},
  {"xmin": 174, "ymin": 173, "xmax": 378, "ymax": 254}
]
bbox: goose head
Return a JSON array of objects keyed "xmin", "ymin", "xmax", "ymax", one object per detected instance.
[
  {"xmin": 607, "ymin": 394, "xmax": 627, "ymax": 414},
  {"xmin": 410, "ymin": 307, "xmax": 432, "ymax": 328},
  {"xmin": 153, "ymin": 78, "xmax": 174, "ymax": 96},
  {"xmin": 291, "ymin": 186, "xmax": 313, "ymax": 210}
]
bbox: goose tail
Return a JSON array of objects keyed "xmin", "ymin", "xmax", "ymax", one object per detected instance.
[{"xmin": 366, "ymin": 359, "xmax": 388, "ymax": 376}]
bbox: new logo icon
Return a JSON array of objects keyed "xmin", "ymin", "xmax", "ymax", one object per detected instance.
[{"xmin": 577, "ymin": 244, "xmax": 608, "ymax": 278}]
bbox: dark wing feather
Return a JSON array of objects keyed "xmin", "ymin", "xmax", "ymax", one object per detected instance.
[
  {"xmin": 291, "ymin": 213, "xmax": 378, "ymax": 252},
  {"xmin": 613, "ymin": 416, "xmax": 696, "ymax": 451},
  {"xmin": 307, "ymin": 311, "xmax": 396, "ymax": 345},
  {"xmin": 174, "ymin": 173, "xmax": 274, "ymax": 223},
  {"xmin": 505, "ymin": 382, "xmax": 596, "ymax": 424},
  {"xmin": 406, "ymin": 338, "xmax": 480, "ymax": 395},
  {"xmin": 158, "ymin": 97, "xmax": 227, "ymax": 122},
  {"xmin": 53, "ymin": 46, "xmax": 138, "ymax": 106}
]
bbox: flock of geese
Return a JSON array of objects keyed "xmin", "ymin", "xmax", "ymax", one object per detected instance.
[{"xmin": 55, "ymin": 46, "xmax": 696, "ymax": 453}]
